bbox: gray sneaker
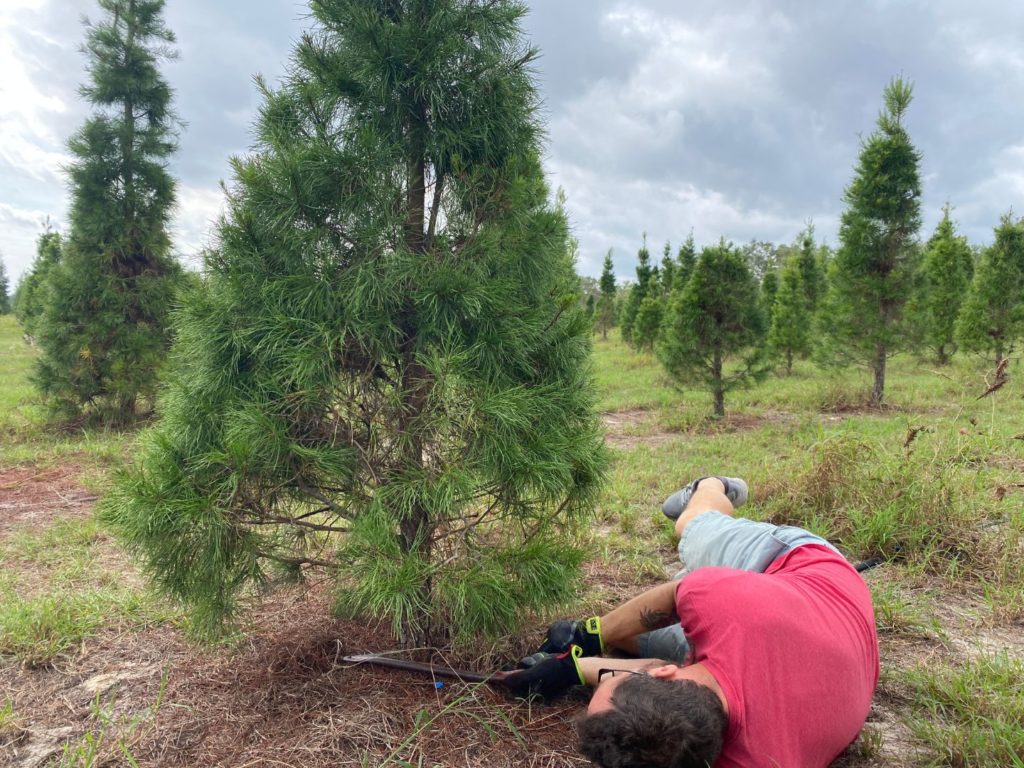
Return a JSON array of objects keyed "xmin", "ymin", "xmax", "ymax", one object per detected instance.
[{"xmin": 661, "ymin": 476, "xmax": 749, "ymax": 520}]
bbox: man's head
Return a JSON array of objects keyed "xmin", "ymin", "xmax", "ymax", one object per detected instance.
[{"xmin": 577, "ymin": 666, "xmax": 727, "ymax": 768}]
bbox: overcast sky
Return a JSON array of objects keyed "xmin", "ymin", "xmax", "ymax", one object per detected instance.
[{"xmin": 2, "ymin": 0, "xmax": 1023, "ymax": 286}]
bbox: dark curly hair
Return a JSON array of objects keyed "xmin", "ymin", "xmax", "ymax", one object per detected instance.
[{"xmin": 577, "ymin": 674, "xmax": 728, "ymax": 768}]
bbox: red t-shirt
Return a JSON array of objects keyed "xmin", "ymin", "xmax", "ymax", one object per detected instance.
[{"xmin": 675, "ymin": 544, "xmax": 879, "ymax": 768}]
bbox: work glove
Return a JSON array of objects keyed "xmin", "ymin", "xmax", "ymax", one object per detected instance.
[
  {"xmin": 503, "ymin": 645, "xmax": 585, "ymax": 699},
  {"xmin": 534, "ymin": 616, "xmax": 605, "ymax": 658}
]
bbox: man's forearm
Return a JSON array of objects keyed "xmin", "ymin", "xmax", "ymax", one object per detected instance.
[
  {"xmin": 600, "ymin": 580, "xmax": 680, "ymax": 651},
  {"xmin": 577, "ymin": 655, "xmax": 667, "ymax": 686}
]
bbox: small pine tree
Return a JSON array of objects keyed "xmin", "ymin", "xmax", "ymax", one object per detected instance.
[
  {"xmin": 0, "ymin": 256, "xmax": 10, "ymax": 315},
  {"xmin": 597, "ymin": 249, "xmax": 617, "ymax": 340},
  {"xmin": 102, "ymin": 0, "xmax": 606, "ymax": 647},
  {"xmin": 914, "ymin": 206, "xmax": 973, "ymax": 364},
  {"xmin": 660, "ymin": 241, "xmax": 676, "ymax": 295},
  {"xmin": 676, "ymin": 232, "xmax": 697, "ymax": 288},
  {"xmin": 632, "ymin": 295, "xmax": 663, "ymax": 352},
  {"xmin": 33, "ymin": 0, "xmax": 183, "ymax": 425},
  {"xmin": 761, "ymin": 268, "xmax": 779, "ymax": 326},
  {"xmin": 795, "ymin": 223, "xmax": 825, "ymax": 312},
  {"xmin": 13, "ymin": 229, "xmax": 63, "ymax": 339},
  {"xmin": 621, "ymin": 235, "xmax": 655, "ymax": 347},
  {"xmin": 768, "ymin": 256, "xmax": 810, "ymax": 374},
  {"xmin": 956, "ymin": 214, "xmax": 1024, "ymax": 366},
  {"xmin": 657, "ymin": 241, "xmax": 767, "ymax": 418},
  {"xmin": 818, "ymin": 77, "xmax": 922, "ymax": 405}
]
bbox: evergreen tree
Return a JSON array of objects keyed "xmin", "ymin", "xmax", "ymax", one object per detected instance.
[
  {"xmin": 0, "ymin": 256, "xmax": 10, "ymax": 315},
  {"xmin": 33, "ymin": 0, "xmax": 183, "ymax": 424},
  {"xmin": 761, "ymin": 268, "xmax": 779, "ymax": 326},
  {"xmin": 660, "ymin": 241, "xmax": 676, "ymax": 295},
  {"xmin": 676, "ymin": 232, "xmax": 697, "ymax": 288},
  {"xmin": 657, "ymin": 241, "xmax": 767, "ymax": 418},
  {"xmin": 102, "ymin": 0, "xmax": 606, "ymax": 647},
  {"xmin": 795, "ymin": 223, "xmax": 825, "ymax": 312},
  {"xmin": 817, "ymin": 78, "xmax": 922, "ymax": 405},
  {"xmin": 13, "ymin": 229, "xmax": 63, "ymax": 339},
  {"xmin": 597, "ymin": 249, "xmax": 617, "ymax": 340},
  {"xmin": 632, "ymin": 295, "xmax": 663, "ymax": 352},
  {"xmin": 768, "ymin": 256, "xmax": 810, "ymax": 374},
  {"xmin": 620, "ymin": 235, "xmax": 654, "ymax": 347},
  {"xmin": 615, "ymin": 283, "xmax": 633, "ymax": 330},
  {"xmin": 956, "ymin": 214, "xmax": 1024, "ymax": 366},
  {"xmin": 915, "ymin": 206, "xmax": 973, "ymax": 364}
]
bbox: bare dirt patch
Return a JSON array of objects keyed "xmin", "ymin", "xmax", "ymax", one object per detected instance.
[
  {"xmin": 601, "ymin": 409, "xmax": 674, "ymax": 450},
  {"xmin": 0, "ymin": 465, "xmax": 96, "ymax": 542},
  {"xmin": 603, "ymin": 408, "xmax": 801, "ymax": 449}
]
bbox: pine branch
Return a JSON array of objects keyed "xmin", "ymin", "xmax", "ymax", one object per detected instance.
[
  {"xmin": 243, "ymin": 513, "xmax": 350, "ymax": 533},
  {"xmin": 256, "ymin": 550, "xmax": 336, "ymax": 569}
]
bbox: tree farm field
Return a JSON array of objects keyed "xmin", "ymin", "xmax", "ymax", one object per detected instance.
[{"xmin": 2, "ymin": 312, "xmax": 1023, "ymax": 767}]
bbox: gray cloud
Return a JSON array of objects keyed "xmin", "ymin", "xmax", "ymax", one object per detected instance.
[{"xmin": 1, "ymin": 0, "xmax": 1022, "ymax": 288}]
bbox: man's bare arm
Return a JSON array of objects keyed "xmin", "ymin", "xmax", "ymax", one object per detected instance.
[
  {"xmin": 577, "ymin": 655, "xmax": 667, "ymax": 686},
  {"xmin": 599, "ymin": 580, "xmax": 680, "ymax": 654}
]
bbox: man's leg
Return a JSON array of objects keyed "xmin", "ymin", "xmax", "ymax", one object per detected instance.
[
  {"xmin": 673, "ymin": 477, "xmax": 733, "ymax": 539},
  {"xmin": 602, "ymin": 479, "xmax": 735, "ymax": 658}
]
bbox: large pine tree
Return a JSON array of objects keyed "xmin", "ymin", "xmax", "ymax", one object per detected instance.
[
  {"xmin": 33, "ymin": 0, "xmax": 182, "ymax": 425},
  {"xmin": 657, "ymin": 241, "xmax": 766, "ymax": 418},
  {"xmin": 956, "ymin": 214, "xmax": 1024, "ymax": 366},
  {"xmin": 102, "ymin": 0, "xmax": 605, "ymax": 646},
  {"xmin": 818, "ymin": 78, "xmax": 922, "ymax": 405}
]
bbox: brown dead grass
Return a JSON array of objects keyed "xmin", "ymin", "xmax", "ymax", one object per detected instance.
[
  {"xmin": 0, "ymin": 465, "xmax": 96, "ymax": 543},
  {"xmin": 2, "ymin": 584, "xmax": 588, "ymax": 768}
]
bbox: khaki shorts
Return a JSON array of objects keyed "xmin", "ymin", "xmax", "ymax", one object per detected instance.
[{"xmin": 636, "ymin": 511, "xmax": 839, "ymax": 662}]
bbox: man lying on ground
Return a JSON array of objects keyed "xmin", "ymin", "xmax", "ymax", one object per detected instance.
[{"xmin": 505, "ymin": 476, "xmax": 879, "ymax": 768}]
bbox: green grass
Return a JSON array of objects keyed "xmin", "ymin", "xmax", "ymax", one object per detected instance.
[
  {"xmin": 2, "ymin": 316, "xmax": 1023, "ymax": 764},
  {"xmin": 896, "ymin": 654, "xmax": 1024, "ymax": 766},
  {"xmin": 0, "ymin": 314, "xmax": 130, "ymax": 470},
  {"xmin": 0, "ymin": 513, "xmax": 176, "ymax": 665}
]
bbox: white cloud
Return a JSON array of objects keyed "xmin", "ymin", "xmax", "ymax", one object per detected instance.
[
  {"xmin": 960, "ymin": 143, "xmax": 1024, "ymax": 226},
  {"xmin": 0, "ymin": 202, "xmax": 58, "ymax": 283},
  {"xmin": 550, "ymin": 158, "xmax": 826, "ymax": 281},
  {"xmin": 170, "ymin": 184, "xmax": 227, "ymax": 270},
  {"xmin": 0, "ymin": 9, "xmax": 73, "ymax": 181}
]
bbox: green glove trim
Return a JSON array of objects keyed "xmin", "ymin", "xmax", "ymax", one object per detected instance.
[
  {"xmin": 570, "ymin": 644, "xmax": 585, "ymax": 686},
  {"xmin": 584, "ymin": 616, "xmax": 606, "ymax": 655}
]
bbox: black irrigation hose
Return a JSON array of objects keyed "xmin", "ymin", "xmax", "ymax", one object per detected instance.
[{"xmin": 853, "ymin": 557, "xmax": 884, "ymax": 573}]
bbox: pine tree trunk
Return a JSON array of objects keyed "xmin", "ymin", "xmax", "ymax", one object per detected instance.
[
  {"xmin": 785, "ymin": 349, "xmax": 793, "ymax": 375},
  {"xmin": 398, "ymin": 82, "xmax": 434, "ymax": 648},
  {"xmin": 871, "ymin": 344, "xmax": 886, "ymax": 406},
  {"xmin": 712, "ymin": 349, "xmax": 725, "ymax": 418}
]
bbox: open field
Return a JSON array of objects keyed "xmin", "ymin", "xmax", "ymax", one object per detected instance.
[{"xmin": 2, "ymin": 311, "xmax": 1023, "ymax": 767}]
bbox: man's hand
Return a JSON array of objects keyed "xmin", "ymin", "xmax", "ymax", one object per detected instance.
[
  {"xmin": 533, "ymin": 617, "xmax": 605, "ymax": 658},
  {"xmin": 503, "ymin": 646, "xmax": 585, "ymax": 699}
]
